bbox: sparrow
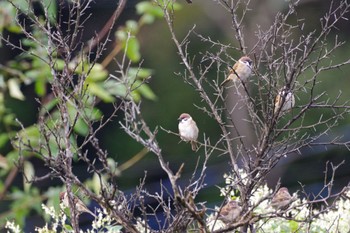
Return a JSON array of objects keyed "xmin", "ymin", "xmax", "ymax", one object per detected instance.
[
  {"xmin": 271, "ymin": 187, "xmax": 292, "ymax": 210},
  {"xmin": 274, "ymin": 86, "xmax": 295, "ymax": 114},
  {"xmin": 178, "ymin": 113, "xmax": 199, "ymax": 151},
  {"xmin": 59, "ymin": 191, "xmax": 96, "ymax": 218},
  {"xmin": 218, "ymin": 200, "xmax": 241, "ymax": 224},
  {"xmin": 220, "ymin": 56, "xmax": 253, "ymax": 86}
]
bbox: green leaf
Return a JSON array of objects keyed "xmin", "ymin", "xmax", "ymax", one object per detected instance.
[
  {"xmin": 136, "ymin": 1, "xmax": 164, "ymax": 18},
  {"xmin": 115, "ymin": 30, "xmax": 127, "ymax": 41},
  {"xmin": 86, "ymin": 63, "xmax": 108, "ymax": 82},
  {"xmin": 23, "ymin": 161, "xmax": 34, "ymax": 192},
  {"xmin": 11, "ymin": 0, "xmax": 30, "ymax": 12},
  {"xmin": 8, "ymin": 78, "xmax": 25, "ymax": 100},
  {"xmin": 133, "ymin": 81, "xmax": 157, "ymax": 101},
  {"xmin": 35, "ymin": 77, "xmax": 47, "ymax": 96},
  {"xmin": 289, "ymin": 220, "xmax": 299, "ymax": 232},
  {"xmin": 125, "ymin": 37, "xmax": 141, "ymax": 62},
  {"xmin": 40, "ymin": 98, "xmax": 58, "ymax": 115},
  {"xmin": 0, "ymin": 133, "xmax": 9, "ymax": 150},
  {"xmin": 106, "ymin": 225, "xmax": 123, "ymax": 232},
  {"xmin": 53, "ymin": 59, "xmax": 65, "ymax": 70},
  {"xmin": 87, "ymin": 82, "xmax": 115, "ymax": 102},
  {"xmin": 104, "ymin": 80, "xmax": 128, "ymax": 98},
  {"xmin": 92, "ymin": 173, "xmax": 102, "ymax": 194},
  {"xmin": 127, "ymin": 68, "xmax": 153, "ymax": 79},
  {"xmin": 64, "ymin": 224, "xmax": 74, "ymax": 231},
  {"xmin": 140, "ymin": 14, "xmax": 155, "ymax": 25},
  {"xmin": 73, "ymin": 118, "xmax": 89, "ymax": 136},
  {"xmin": 3, "ymin": 113, "xmax": 17, "ymax": 126},
  {"xmin": 131, "ymin": 91, "xmax": 141, "ymax": 102},
  {"xmin": 15, "ymin": 125, "xmax": 40, "ymax": 149},
  {"xmin": 41, "ymin": 0, "xmax": 57, "ymax": 23},
  {"xmin": 84, "ymin": 107, "xmax": 102, "ymax": 121},
  {"xmin": 125, "ymin": 20, "xmax": 139, "ymax": 34}
]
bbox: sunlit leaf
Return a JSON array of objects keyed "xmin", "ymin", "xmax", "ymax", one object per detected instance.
[
  {"xmin": 86, "ymin": 63, "xmax": 108, "ymax": 82},
  {"xmin": 106, "ymin": 225, "xmax": 123, "ymax": 232},
  {"xmin": 35, "ymin": 77, "xmax": 47, "ymax": 96},
  {"xmin": 127, "ymin": 68, "xmax": 153, "ymax": 79},
  {"xmin": 87, "ymin": 82, "xmax": 115, "ymax": 103},
  {"xmin": 125, "ymin": 37, "xmax": 141, "ymax": 62},
  {"xmin": 15, "ymin": 125, "xmax": 40, "ymax": 149},
  {"xmin": 23, "ymin": 161, "xmax": 34, "ymax": 192},
  {"xmin": 8, "ymin": 78, "xmax": 25, "ymax": 100},
  {"xmin": 140, "ymin": 14, "xmax": 155, "ymax": 25},
  {"xmin": 126, "ymin": 20, "xmax": 139, "ymax": 34},
  {"xmin": 115, "ymin": 30, "xmax": 127, "ymax": 41},
  {"xmin": 104, "ymin": 80, "xmax": 128, "ymax": 98},
  {"xmin": 131, "ymin": 91, "xmax": 141, "ymax": 102},
  {"xmin": 136, "ymin": 1, "xmax": 164, "ymax": 18}
]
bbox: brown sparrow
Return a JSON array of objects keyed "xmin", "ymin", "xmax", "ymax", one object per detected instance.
[
  {"xmin": 60, "ymin": 191, "xmax": 96, "ymax": 218},
  {"xmin": 271, "ymin": 187, "xmax": 292, "ymax": 210},
  {"xmin": 178, "ymin": 113, "xmax": 199, "ymax": 151},
  {"xmin": 274, "ymin": 87, "xmax": 295, "ymax": 114},
  {"xmin": 218, "ymin": 200, "xmax": 241, "ymax": 224},
  {"xmin": 220, "ymin": 56, "xmax": 253, "ymax": 86}
]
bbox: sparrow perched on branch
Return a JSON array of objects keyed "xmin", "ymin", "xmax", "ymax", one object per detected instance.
[
  {"xmin": 220, "ymin": 56, "xmax": 253, "ymax": 86},
  {"xmin": 60, "ymin": 191, "xmax": 96, "ymax": 218},
  {"xmin": 218, "ymin": 200, "xmax": 241, "ymax": 224},
  {"xmin": 274, "ymin": 86, "xmax": 295, "ymax": 114},
  {"xmin": 271, "ymin": 187, "xmax": 292, "ymax": 210},
  {"xmin": 178, "ymin": 113, "xmax": 199, "ymax": 151}
]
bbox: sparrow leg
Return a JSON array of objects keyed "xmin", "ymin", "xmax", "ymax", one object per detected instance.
[{"xmin": 191, "ymin": 141, "xmax": 198, "ymax": 151}]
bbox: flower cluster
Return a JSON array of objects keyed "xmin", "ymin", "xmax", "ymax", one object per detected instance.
[
  {"xmin": 209, "ymin": 171, "xmax": 350, "ymax": 233},
  {"xmin": 5, "ymin": 203, "xmax": 123, "ymax": 233}
]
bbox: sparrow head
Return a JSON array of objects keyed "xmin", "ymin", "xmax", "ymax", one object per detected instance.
[
  {"xmin": 218, "ymin": 200, "xmax": 241, "ymax": 223},
  {"xmin": 239, "ymin": 56, "xmax": 253, "ymax": 69},
  {"xmin": 178, "ymin": 113, "xmax": 192, "ymax": 122},
  {"xmin": 277, "ymin": 187, "xmax": 290, "ymax": 196},
  {"xmin": 226, "ymin": 200, "xmax": 240, "ymax": 209},
  {"xmin": 279, "ymin": 86, "xmax": 290, "ymax": 96}
]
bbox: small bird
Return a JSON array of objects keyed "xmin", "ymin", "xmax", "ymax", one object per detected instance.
[
  {"xmin": 271, "ymin": 187, "xmax": 292, "ymax": 210},
  {"xmin": 220, "ymin": 56, "xmax": 253, "ymax": 86},
  {"xmin": 274, "ymin": 87, "xmax": 295, "ymax": 114},
  {"xmin": 218, "ymin": 200, "xmax": 241, "ymax": 224},
  {"xmin": 60, "ymin": 191, "xmax": 96, "ymax": 218},
  {"xmin": 178, "ymin": 113, "xmax": 199, "ymax": 151}
]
